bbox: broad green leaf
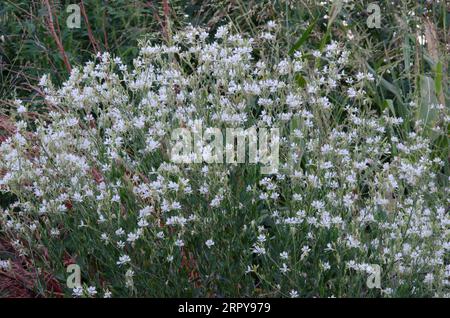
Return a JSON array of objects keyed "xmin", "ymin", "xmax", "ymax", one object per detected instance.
[
  {"xmin": 367, "ymin": 63, "xmax": 404, "ymax": 105},
  {"xmin": 288, "ymin": 18, "xmax": 318, "ymax": 55},
  {"xmin": 417, "ymin": 75, "xmax": 439, "ymax": 135},
  {"xmin": 295, "ymin": 74, "xmax": 307, "ymax": 88}
]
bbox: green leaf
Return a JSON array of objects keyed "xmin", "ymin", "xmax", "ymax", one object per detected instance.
[
  {"xmin": 318, "ymin": 0, "xmax": 343, "ymax": 52},
  {"xmin": 295, "ymin": 74, "xmax": 307, "ymax": 88},
  {"xmin": 367, "ymin": 63, "xmax": 404, "ymax": 105},
  {"xmin": 435, "ymin": 61, "xmax": 443, "ymax": 99},
  {"xmin": 417, "ymin": 75, "xmax": 439, "ymax": 135},
  {"xmin": 383, "ymin": 99, "xmax": 396, "ymax": 117},
  {"xmin": 288, "ymin": 18, "xmax": 318, "ymax": 55}
]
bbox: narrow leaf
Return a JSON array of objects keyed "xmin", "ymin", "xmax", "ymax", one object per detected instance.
[{"xmin": 288, "ymin": 18, "xmax": 318, "ymax": 55}]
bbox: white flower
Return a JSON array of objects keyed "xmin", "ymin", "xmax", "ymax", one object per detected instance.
[
  {"xmin": 257, "ymin": 234, "xmax": 266, "ymax": 243},
  {"xmin": 417, "ymin": 34, "xmax": 426, "ymax": 45},
  {"xmin": 17, "ymin": 105, "xmax": 26, "ymax": 114},
  {"xmin": 289, "ymin": 290, "xmax": 299, "ymax": 298},
  {"xmin": 261, "ymin": 32, "xmax": 274, "ymax": 40},
  {"xmin": 100, "ymin": 233, "xmax": 109, "ymax": 243},
  {"xmin": 381, "ymin": 288, "xmax": 393, "ymax": 296},
  {"xmin": 138, "ymin": 219, "xmax": 149, "ymax": 227},
  {"xmin": 72, "ymin": 286, "xmax": 83, "ymax": 297},
  {"xmin": 280, "ymin": 251, "xmax": 289, "ymax": 260},
  {"xmin": 347, "ymin": 87, "xmax": 357, "ymax": 98},
  {"xmin": 115, "ymin": 228, "xmax": 125, "ymax": 237},
  {"xmin": 125, "ymin": 269, "xmax": 134, "ymax": 289},
  {"xmin": 0, "ymin": 260, "xmax": 11, "ymax": 271},
  {"xmin": 215, "ymin": 25, "xmax": 229, "ymax": 39},
  {"xmin": 50, "ymin": 228, "xmax": 60, "ymax": 237},
  {"xmin": 116, "ymin": 255, "xmax": 131, "ymax": 266},
  {"xmin": 87, "ymin": 286, "xmax": 97, "ymax": 296},
  {"xmin": 175, "ymin": 239, "xmax": 184, "ymax": 247},
  {"xmin": 267, "ymin": 21, "xmax": 277, "ymax": 29},
  {"xmin": 127, "ymin": 231, "xmax": 140, "ymax": 243},
  {"xmin": 252, "ymin": 245, "xmax": 266, "ymax": 255},
  {"xmin": 279, "ymin": 263, "xmax": 290, "ymax": 274},
  {"xmin": 205, "ymin": 239, "xmax": 215, "ymax": 248},
  {"xmin": 300, "ymin": 246, "xmax": 311, "ymax": 260},
  {"xmin": 424, "ymin": 273, "xmax": 434, "ymax": 284}
]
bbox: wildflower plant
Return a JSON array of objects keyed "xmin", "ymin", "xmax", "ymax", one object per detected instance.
[{"xmin": 0, "ymin": 23, "xmax": 449, "ymax": 297}]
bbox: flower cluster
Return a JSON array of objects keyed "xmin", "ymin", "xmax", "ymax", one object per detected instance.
[{"xmin": 0, "ymin": 24, "xmax": 448, "ymax": 297}]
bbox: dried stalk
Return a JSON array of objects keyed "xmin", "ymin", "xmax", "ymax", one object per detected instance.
[{"xmin": 42, "ymin": 0, "xmax": 72, "ymax": 73}]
